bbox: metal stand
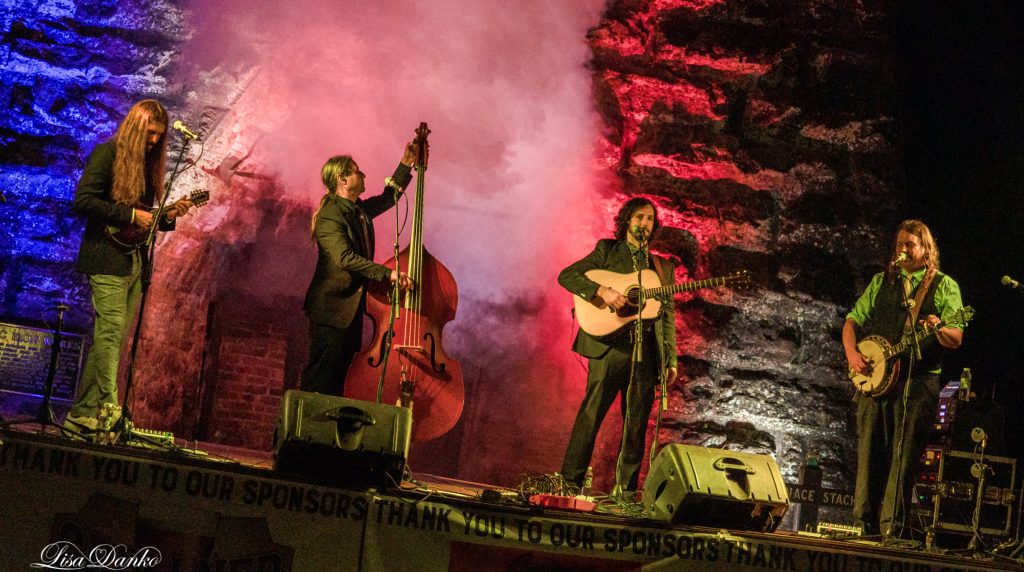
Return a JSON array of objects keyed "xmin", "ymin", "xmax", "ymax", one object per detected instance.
[
  {"xmin": 375, "ymin": 217, "xmax": 403, "ymax": 404},
  {"xmin": 114, "ymin": 137, "xmax": 193, "ymax": 445},
  {"xmin": 613, "ymin": 234, "xmax": 650, "ymax": 499},
  {"xmin": 967, "ymin": 429, "xmax": 991, "ymax": 552},
  {"xmin": 883, "ymin": 272, "xmax": 919, "ymax": 543},
  {"xmin": 0, "ymin": 304, "xmax": 86, "ymax": 440}
]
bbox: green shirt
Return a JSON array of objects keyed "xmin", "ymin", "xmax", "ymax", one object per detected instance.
[{"xmin": 846, "ymin": 268, "xmax": 964, "ymax": 374}]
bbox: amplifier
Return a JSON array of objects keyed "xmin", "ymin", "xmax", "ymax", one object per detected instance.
[
  {"xmin": 933, "ymin": 450, "xmax": 1017, "ymax": 537},
  {"xmin": 643, "ymin": 444, "xmax": 790, "ymax": 531},
  {"xmin": 273, "ymin": 390, "xmax": 412, "ymax": 489}
]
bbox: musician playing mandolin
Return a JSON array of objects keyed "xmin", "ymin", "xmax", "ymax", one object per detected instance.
[
  {"xmin": 558, "ymin": 197, "xmax": 679, "ymax": 499},
  {"xmin": 842, "ymin": 219, "xmax": 964, "ymax": 541},
  {"xmin": 66, "ymin": 99, "xmax": 193, "ymax": 435},
  {"xmin": 301, "ymin": 143, "xmax": 417, "ymax": 397}
]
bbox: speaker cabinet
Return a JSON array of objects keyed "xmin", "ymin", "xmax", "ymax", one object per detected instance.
[
  {"xmin": 273, "ymin": 390, "xmax": 412, "ymax": 489},
  {"xmin": 643, "ymin": 444, "xmax": 790, "ymax": 531}
]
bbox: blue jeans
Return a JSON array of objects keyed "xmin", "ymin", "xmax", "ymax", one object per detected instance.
[{"xmin": 71, "ymin": 253, "xmax": 142, "ymax": 418}]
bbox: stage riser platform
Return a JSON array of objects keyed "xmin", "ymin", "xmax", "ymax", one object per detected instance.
[{"xmin": 0, "ymin": 431, "xmax": 1017, "ymax": 571}]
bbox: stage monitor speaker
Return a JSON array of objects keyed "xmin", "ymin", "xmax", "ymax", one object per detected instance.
[
  {"xmin": 643, "ymin": 444, "xmax": 790, "ymax": 531},
  {"xmin": 273, "ymin": 390, "xmax": 412, "ymax": 489}
]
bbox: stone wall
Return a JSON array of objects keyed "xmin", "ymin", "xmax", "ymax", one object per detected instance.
[{"xmin": 586, "ymin": 0, "xmax": 902, "ymax": 489}]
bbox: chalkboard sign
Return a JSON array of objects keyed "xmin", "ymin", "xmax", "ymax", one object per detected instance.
[{"xmin": 0, "ymin": 322, "xmax": 84, "ymax": 401}]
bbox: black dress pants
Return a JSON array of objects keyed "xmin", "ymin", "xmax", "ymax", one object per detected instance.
[
  {"xmin": 853, "ymin": 372, "xmax": 940, "ymax": 537},
  {"xmin": 561, "ymin": 334, "xmax": 658, "ymax": 491},
  {"xmin": 302, "ymin": 315, "xmax": 364, "ymax": 397}
]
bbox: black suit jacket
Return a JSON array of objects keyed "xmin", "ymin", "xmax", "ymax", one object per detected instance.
[
  {"xmin": 558, "ymin": 239, "xmax": 678, "ymax": 373},
  {"xmin": 303, "ymin": 163, "xmax": 412, "ymax": 330},
  {"xmin": 73, "ymin": 141, "xmax": 175, "ymax": 276}
]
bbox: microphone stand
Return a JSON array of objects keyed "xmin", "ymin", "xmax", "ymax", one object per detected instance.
[
  {"xmin": 374, "ymin": 177, "xmax": 406, "ymax": 404},
  {"xmin": 885, "ymin": 267, "xmax": 919, "ymax": 542},
  {"xmin": 655, "ymin": 243, "xmax": 669, "ymax": 461},
  {"xmin": 631, "ymin": 240, "xmax": 646, "ymax": 366},
  {"xmin": 115, "ymin": 136, "xmax": 192, "ymax": 445},
  {"xmin": 614, "ymin": 232, "xmax": 647, "ymax": 498},
  {"xmin": 899, "ymin": 271, "xmax": 922, "ymax": 361},
  {"xmin": 0, "ymin": 304, "xmax": 88, "ymax": 440},
  {"xmin": 966, "ymin": 432, "xmax": 990, "ymax": 552}
]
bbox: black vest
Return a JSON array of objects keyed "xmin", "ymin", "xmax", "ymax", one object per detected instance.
[{"xmin": 862, "ymin": 272, "xmax": 947, "ymax": 372}]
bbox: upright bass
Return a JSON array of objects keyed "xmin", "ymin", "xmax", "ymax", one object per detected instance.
[{"xmin": 345, "ymin": 123, "xmax": 464, "ymax": 442}]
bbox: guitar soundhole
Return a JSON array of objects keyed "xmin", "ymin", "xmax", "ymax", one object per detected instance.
[
  {"xmin": 625, "ymin": 287, "xmax": 641, "ymax": 307},
  {"xmin": 616, "ymin": 291, "xmax": 641, "ymax": 318}
]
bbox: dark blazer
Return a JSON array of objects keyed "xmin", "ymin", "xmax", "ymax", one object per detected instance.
[
  {"xmin": 303, "ymin": 164, "xmax": 412, "ymax": 330},
  {"xmin": 558, "ymin": 238, "xmax": 678, "ymax": 373},
  {"xmin": 73, "ymin": 141, "xmax": 175, "ymax": 276}
]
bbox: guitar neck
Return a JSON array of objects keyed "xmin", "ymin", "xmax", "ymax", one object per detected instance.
[
  {"xmin": 645, "ymin": 276, "xmax": 731, "ymax": 298},
  {"xmin": 890, "ymin": 322, "xmax": 942, "ymax": 357}
]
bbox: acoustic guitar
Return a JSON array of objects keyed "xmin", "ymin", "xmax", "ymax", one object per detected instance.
[
  {"xmin": 104, "ymin": 189, "xmax": 209, "ymax": 250},
  {"xmin": 849, "ymin": 306, "xmax": 974, "ymax": 397},
  {"xmin": 573, "ymin": 269, "xmax": 752, "ymax": 338}
]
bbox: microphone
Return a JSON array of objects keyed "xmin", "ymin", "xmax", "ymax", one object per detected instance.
[
  {"xmin": 630, "ymin": 225, "xmax": 649, "ymax": 239},
  {"xmin": 172, "ymin": 120, "xmax": 200, "ymax": 141},
  {"xmin": 890, "ymin": 252, "xmax": 908, "ymax": 267},
  {"xmin": 384, "ymin": 177, "xmax": 404, "ymax": 193},
  {"xmin": 1002, "ymin": 275, "xmax": 1021, "ymax": 289}
]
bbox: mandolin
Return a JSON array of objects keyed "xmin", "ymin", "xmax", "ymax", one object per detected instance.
[{"xmin": 104, "ymin": 189, "xmax": 209, "ymax": 250}]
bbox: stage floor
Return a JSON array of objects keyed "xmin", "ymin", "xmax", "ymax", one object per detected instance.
[{"xmin": 1, "ymin": 420, "xmax": 1021, "ymax": 571}]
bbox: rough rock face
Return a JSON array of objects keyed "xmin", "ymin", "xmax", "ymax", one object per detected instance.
[
  {"xmin": 0, "ymin": 0, "xmax": 187, "ymax": 329},
  {"xmin": 587, "ymin": 0, "xmax": 902, "ymax": 490},
  {"xmin": 0, "ymin": 1, "xmax": 312, "ymax": 443}
]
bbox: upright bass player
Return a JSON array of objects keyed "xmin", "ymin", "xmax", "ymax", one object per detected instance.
[{"xmin": 301, "ymin": 141, "xmax": 418, "ymax": 396}]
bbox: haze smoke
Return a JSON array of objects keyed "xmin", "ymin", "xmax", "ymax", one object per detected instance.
[{"xmin": 181, "ymin": 0, "xmax": 609, "ymax": 299}]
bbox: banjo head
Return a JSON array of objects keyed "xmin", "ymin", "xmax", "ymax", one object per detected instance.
[{"xmin": 851, "ymin": 336, "xmax": 893, "ymax": 396}]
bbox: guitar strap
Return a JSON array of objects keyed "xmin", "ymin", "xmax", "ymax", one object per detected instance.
[
  {"xmin": 650, "ymin": 255, "xmax": 667, "ymax": 286},
  {"xmin": 904, "ymin": 267, "xmax": 937, "ymax": 330}
]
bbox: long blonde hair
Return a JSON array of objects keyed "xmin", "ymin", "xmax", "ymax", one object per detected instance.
[
  {"xmin": 310, "ymin": 155, "xmax": 356, "ymax": 240},
  {"xmin": 112, "ymin": 99, "xmax": 167, "ymax": 205},
  {"xmin": 886, "ymin": 219, "xmax": 941, "ymax": 282}
]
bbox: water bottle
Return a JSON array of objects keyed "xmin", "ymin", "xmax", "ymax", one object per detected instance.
[
  {"xmin": 581, "ymin": 466, "xmax": 593, "ymax": 498},
  {"xmin": 959, "ymin": 368, "xmax": 972, "ymax": 401}
]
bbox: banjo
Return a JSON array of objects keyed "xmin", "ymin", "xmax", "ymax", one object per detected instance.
[{"xmin": 849, "ymin": 306, "xmax": 974, "ymax": 397}]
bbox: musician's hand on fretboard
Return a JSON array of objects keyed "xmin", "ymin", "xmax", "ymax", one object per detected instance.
[{"xmin": 165, "ymin": 199, "xmax": 195, "ymax": 221}]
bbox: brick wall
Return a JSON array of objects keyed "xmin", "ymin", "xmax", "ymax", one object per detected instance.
[{"xmin": 207, "ymin": 313, "xmax": 292, "ymax": 450}]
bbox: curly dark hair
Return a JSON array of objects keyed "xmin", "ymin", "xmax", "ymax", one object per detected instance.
[{"xmin": 613, "ymin": 197, "xmax": 660, "ymax": 241}]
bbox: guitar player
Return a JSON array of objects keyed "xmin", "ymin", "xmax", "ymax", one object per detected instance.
[
  {"xmin": 558, "ymin": 197, "xmax": 678, "ymax": 499},
  {"xmin": 65, "ymin": 99, "xmax": 193, "ymax": 435},
  {"xmin": 842, "ymin": 219, "xmax": 964, "ymax": 542}
]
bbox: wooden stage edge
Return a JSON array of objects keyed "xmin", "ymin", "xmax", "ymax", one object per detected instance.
[{"xmin": 0, "ymin": 426, "xmax": 1021, "ymax": 572}]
